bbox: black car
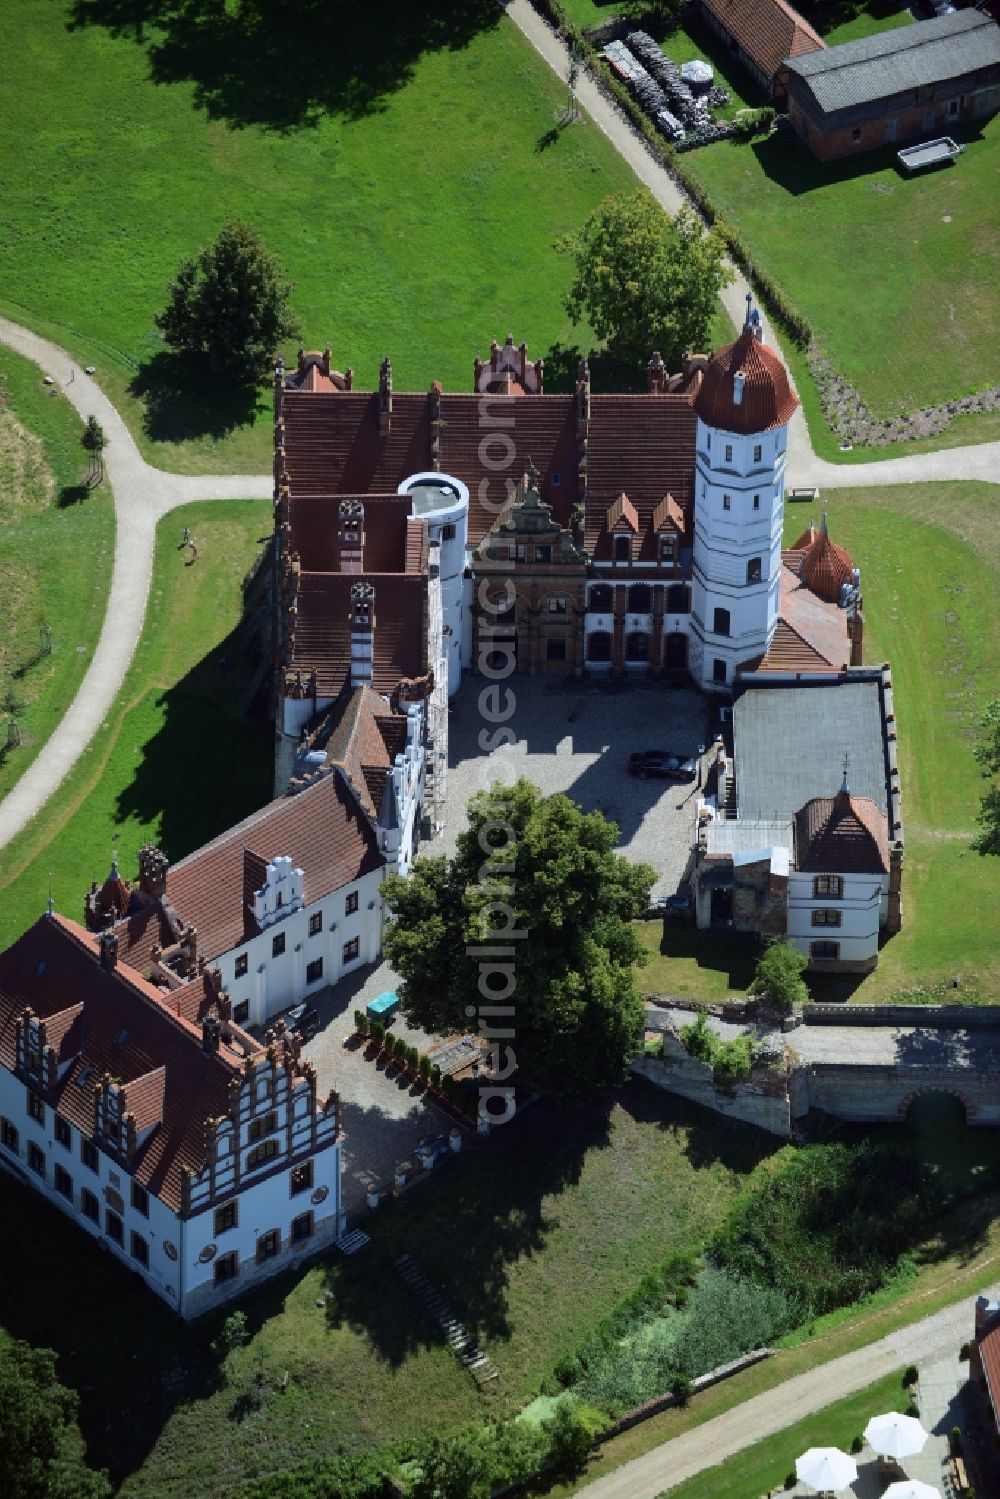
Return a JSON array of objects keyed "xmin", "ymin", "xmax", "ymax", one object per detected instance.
[
  {"xmin": 285, "ymin": 1004, "xmax": 320, "ymax": 1041},
  {"xmin": 628, "ymin": 750, "xmax": 698, "ymax": 781}
]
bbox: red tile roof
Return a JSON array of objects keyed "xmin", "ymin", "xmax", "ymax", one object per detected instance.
[
  {"xmin": 291, "ymin": 571, "xmax": 427, "ymax": 698},
  {"xmin": 801, "ymin": 527, "xmax": 855, "ymax": 604},
  {"xmin": 280, "ymin": 391, "xmax": 433, "ymax": 496},
  {"xmin": 607, "ymin": 493, "xmax": 639, "ymax": 533},
  {"xmin": 759, "ymin": 618, "xmax": 841, "ymax": 674},
  {"xmin": 795, "ymin": 789, "xmax": 889, "ymax": 874},
  {"xmin": 318, "ymin": 685, "xmax": 406, "ymax": 820},
  {"xmin": 700, "ymin": 0, "xmax": 825, "ymax": 83},
  {"xmin": 0, "ymin": 915, "xmax": 253, "ymax": 1211},
  {"xmin": 772, "ymin": 559, "xmax": 850, "ymax": 671},
  {"xmin": 289, "ymin": 493, "xmax": 417, "ymax": 574},
  {"xmin": 695, "ymin": 324, "xmax": 799, "ymax": 435},
  {"xmin": 437, "ymin": 393, "xmax": 578, "ymax": 541}
]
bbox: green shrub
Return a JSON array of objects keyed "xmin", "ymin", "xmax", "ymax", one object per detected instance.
[
  {"xmin": 850, "ymin": 1434, "xmax": 863, "ymax": 1453},
  {"xmin": 542, "ymin": 1398, "xmax": 604, "ymax": 1476},
  {"xmin": 392, "ymin": 1036, "xmax": 407, "ymax": 1062},
  {"xmin": 712, "ymin": 1144, "xmax": 929, "ymax": 1319},
  {"xmin": 960, "ymin": 1341, "xmax": 971, "ymax": 1360},
  {"xmin": 354, "ymin": 1009, "xmax": 368, "ymax": 1036},
  {"xmin": 407, "ymin": 1044, "xmax": 419, "ymax": 1070},
  {"xmin": 419, "ymin": 1054, "xmax": 431, "ymax": 1079},
  {"xmin": 904, "ymin": 1364, "xmax": 918, "ymax": 1387},
  {"xmin": 430, "ymin": 1063, "xmax": 442, "ymax": 1088},
  {"xmin": 669, "ymin": 1372, "xmax": 692, "ymax": 1406},
  {"xmin": 370, "ymin": 1018, "xmax": 385, "ymax": 1048}
]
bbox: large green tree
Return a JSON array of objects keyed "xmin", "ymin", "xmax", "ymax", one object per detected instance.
[
  {"xmin": 972, "ymin": 698, "xmax": 1000, "ymax": 856},
  {"xmin": 748, "ymin": 938, "xmax": 809, "ymax": 1014},
  {"xmin": 155, "ymin": 220, "xmax": 297, "ymax": 384},
  {"xmin": 383, "ymin": 780, "xmax": 654, "ymax": 1103},
  {"xmin": 559, "ymin": 192, "xmax": 731, "ymax": 373},
  {"xmin": 0, "ymin": 1339, "xmax": 111, "ymax": 1499}
]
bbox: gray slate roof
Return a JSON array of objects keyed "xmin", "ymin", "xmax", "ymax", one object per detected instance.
[
  {"xmin": 734, "ymin": 678, "xmax": 888, "ymax": 822},
  {"xmin": 786, "ymin": 11, "xmax": 1000, "ymax": 114}
]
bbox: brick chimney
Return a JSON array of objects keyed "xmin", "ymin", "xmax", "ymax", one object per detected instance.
[
  {"xmin": 99, "ymin": 930, "xmax": 119, "ymax": 971},
  {"xmin": 138, "ymin": 845, "xmax": 168, "ymax": 901},
  {"xmin": 338, "ymin": 499, "xmax": 364, "ymax": 574},
  {"xmin": 202, "ymin": 1014, "xmax": 221, "ymax": 1056}
]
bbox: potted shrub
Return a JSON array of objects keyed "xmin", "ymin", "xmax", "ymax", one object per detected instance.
[
  {"xmin": 430, "ymin": 1063, "xmax": 442, "ymax": 1089},
  {"xmin": 393, "ymin": 1035, "xmax": 407, "ymax": 1065},
  {"xmin": 419, "ymin": 1054, "xmax": 431, "ymax": 1082},
  {"xmin": 354, "ymin": 1009, "xmax": 368, "ymax": 1038}
]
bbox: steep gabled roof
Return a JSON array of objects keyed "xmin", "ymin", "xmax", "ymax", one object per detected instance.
[
  {"xmin": 700, "ymin": 0, "xmax": 824, "ymax": 82},
  {"xmin": 795, "ymin": 788, "xmax": 890, "ymax": 874},
  {"xmin": 0, "ymin": 915, "xmax": 250, "ymax": 1211}
]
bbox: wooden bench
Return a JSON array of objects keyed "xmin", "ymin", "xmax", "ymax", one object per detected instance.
[
  {"xmin": 787, "ymin": 486, "xmax": 819, "ymax": 502},
  {"xmin": 952, "ymin": 1453, "xmax": 968, "ymax": 1491}
]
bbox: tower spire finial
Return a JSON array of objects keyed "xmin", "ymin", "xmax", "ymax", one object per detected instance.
[
  {"xmin": 744, "ymin": 290, "xmax": 753, "ymax": 327},
  {"xmin": 841, "ymin": 752, "xmax": 849, "ymax": 795}
]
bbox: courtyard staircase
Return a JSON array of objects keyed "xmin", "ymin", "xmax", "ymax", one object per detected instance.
[
  {"xmin": 335, "ymin": 1228, "xmax": 371, "ymax": 1255},
  {"xmin": 394, "ymin": 1252, "xmax": 499, "ymax": 1388}
]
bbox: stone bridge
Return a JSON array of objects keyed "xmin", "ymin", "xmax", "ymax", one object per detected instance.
[{"xmin": 638, "ymin": 1004, "xmax": 1000, "ymax": 1136}]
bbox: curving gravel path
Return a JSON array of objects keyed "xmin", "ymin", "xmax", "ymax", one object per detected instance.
[{"xmin": 0, "ymin": 317, "xmax": 270, "ymax": 856}]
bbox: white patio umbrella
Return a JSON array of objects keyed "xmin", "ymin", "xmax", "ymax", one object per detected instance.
[
  {"xmin": 864, "ymin": 1410, "xmax": 929, "ymax": 1460},
  {"xmin": 795, "ymin": 1446, "xmax": 858, "ymax": 1493},
  {"xmin": 882, "ymin": 1483, "xmax": 941, "ymax": 1499}
]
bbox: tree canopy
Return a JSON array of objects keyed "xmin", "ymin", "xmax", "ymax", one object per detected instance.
[
  {"xmin": 748, "ymin": 938, "xmax": 809, "ymax": 1014},
  {"xmin": 972, "ymin": 698, "xmax": 1000, "ymax": 856},
  {"xmin": 559, "ymin": 192, "xmax": 731, "ymax": 373},
  {"xmin": 0, "ymin": 1339, "xmax": 112, "ymax": 1499},
  {"xmin": 382, "ymin": 780, "xmax": 655, "ymax": 1103},
  {"xmin": 155, "ymin": 220, "xmax": 297, "ymax": 385}
]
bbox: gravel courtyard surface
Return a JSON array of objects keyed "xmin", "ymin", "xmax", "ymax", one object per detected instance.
[
  {"xmin": 440, "ymin": 675, "xmax": 714, "ymax": 895},
  {"xmin": 295, "ymin": 958, "xmax": 460, "ymax": 1221}
]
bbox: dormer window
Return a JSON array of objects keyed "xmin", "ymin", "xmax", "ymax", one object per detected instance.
[
  {"xmin": 614, "ymin": 535, "xmax": 630, "ymax": 563},
  {"xmin": 659, "ymin": 535, "xmax": 677, "ymax": 563}
]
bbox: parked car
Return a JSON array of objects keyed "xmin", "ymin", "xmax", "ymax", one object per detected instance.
[
  {"xmin": 628, "ymin": 750, "xmax": 697, "ymax": 781},
  {"xmin": 284, "ymin": 1003, "xmax": 320, "ymax": 1041}
]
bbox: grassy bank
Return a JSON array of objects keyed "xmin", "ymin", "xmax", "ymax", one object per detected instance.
[
  {"xmin": 0, "ymin": 501, "xmax": 272, "ymax": 943},
  {"xmin": 0, "ymin": 2, "xmax": 640, "ymax": 474},
  {"xmin": 0, "ymin": 344, "xmax": 114, "ymax": 805},
  {"xmin": 0, "ymin": 1082, "xmax": 779, "ymax": 1495}
]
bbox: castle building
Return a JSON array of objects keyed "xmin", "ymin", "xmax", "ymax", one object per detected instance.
[{"xmin": 0, "ymin": 914, "xmax": 342, "ymax": 1318}]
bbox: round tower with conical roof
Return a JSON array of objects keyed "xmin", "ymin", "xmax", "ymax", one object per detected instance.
[{"xmin": 689, "ymin": 298, "xmax": 799, "ymax": 692}]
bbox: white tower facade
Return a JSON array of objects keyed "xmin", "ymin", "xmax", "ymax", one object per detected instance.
[{"xmin": 688, "ymin": 303, "xmax": 799, "ymax": 693}]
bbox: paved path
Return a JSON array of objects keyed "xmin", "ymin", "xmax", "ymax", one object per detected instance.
[
  {"xmin": 0, "ymin": 317, "xmax": 270, "ymax": 855},
  {"xmin": 503, "ymin": 0, "xmax": 1000, "ymax": 489},
  {"xmin": 575, "ymin": 1278, "xmax": 1000, "ymax": 1497}
]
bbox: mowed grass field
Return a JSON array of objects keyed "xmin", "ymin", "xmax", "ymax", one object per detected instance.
[
  {"xmin": 0, "ymin": 345, "xmax": 113, "ymax": 804},
  {"xmin": 0, "ymin": 1, "xmax": 640, "ymax": 475},
  {"xmin": 0, "ymin": 501, "xmax": 273, "ymax": 942},
  {"xmin": 638, "ymin": 481, "xmax": 1000, "ymax": 1004},
  {"xmin": 686, "ymin": 114, "xmax": 1000, "ymax": 418}
]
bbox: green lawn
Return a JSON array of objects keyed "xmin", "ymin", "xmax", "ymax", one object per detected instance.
[
  {"xmin": 823, "ymin": 6, "xmax": 914, "ymax": 47},
  {"xmin": 0, "ymin": 345, "xmax": 114, "ymax": 805},
  {"xmin": 0, "ymin": 501, "xmax": 273, "ymax": 944},
  {"xmin": 657, "ymin": 1368, "xmax": 909, "ymax": 1498},
  {"xmin": 559, "ymin": 0, "xmax": 615, "ymax": 27},
  {"xmin": 682, "ymin": 114, "xmax": 1000, "ymax": 418},
  {"xmin": 0, "ymin": 2, "xmax": 640, "ymax": 475},
  {"xmin": 637, "ymin": 482, "xmax": 1000, "ymax": 1005},
  {"xmin": 660, "ymin": 17, "xmax": 764, "ymax": 119}
]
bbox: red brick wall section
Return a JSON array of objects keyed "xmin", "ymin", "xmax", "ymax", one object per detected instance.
[{"xmin": 791, "ymin": 96, "xmax": 969, "ymax": 161}]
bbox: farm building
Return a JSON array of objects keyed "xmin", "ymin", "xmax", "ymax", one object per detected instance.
[
  {"xmin": 786, "ymin": 9, "xmax": 1000, "ymax": 161},
  {"xmin": 697, "ymin": 0, "xmax": 824, "ymax": 104}
]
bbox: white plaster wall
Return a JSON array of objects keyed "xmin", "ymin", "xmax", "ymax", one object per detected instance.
[
  {"xmin": 786, "ymin": 870, "xmax": 889, "ymax": 964},
  {"xmin": 180, "ymin": 1137, "xmax": 341, "ymax": 1315},
  {"xmin": 215, "ymin": 865, "xmax": 384, "ymax": 1028},
  {"xmin": 0, "ymin": 1067, "xmax": 183, "ymax": 1309}
]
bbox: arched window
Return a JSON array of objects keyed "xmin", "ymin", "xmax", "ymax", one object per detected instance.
[
  {"xmin": 667, "ymin": 584, "xmax": 690, "ymax": 614},
  {"xmin": 587, "ymin": 632, "xmax": 612, "ymax": 662},
  {"xmin": 547, "ymin": 595, "xmax": 569, "ymax": 616},
  {"xmin": 589, "ymin": 584, "xmax": 612, "ymax": 612},
  {"xmin": 627, "ymin": 584, "xmax": 651, "ymax": 613},
  {"xmin": 614, "ymin": 534, "xmax": 630, "ymax": 563},
  {"xmin": 746, "ymin": 557, "xmax": 762, "ymax": 584},
  {"xmin": 626, "ymin": 632, "xmax": 649, "ymax": 662},
  {"xmin": 713, "ymin": 607, "xmax": 730, "ymax": 637}
]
